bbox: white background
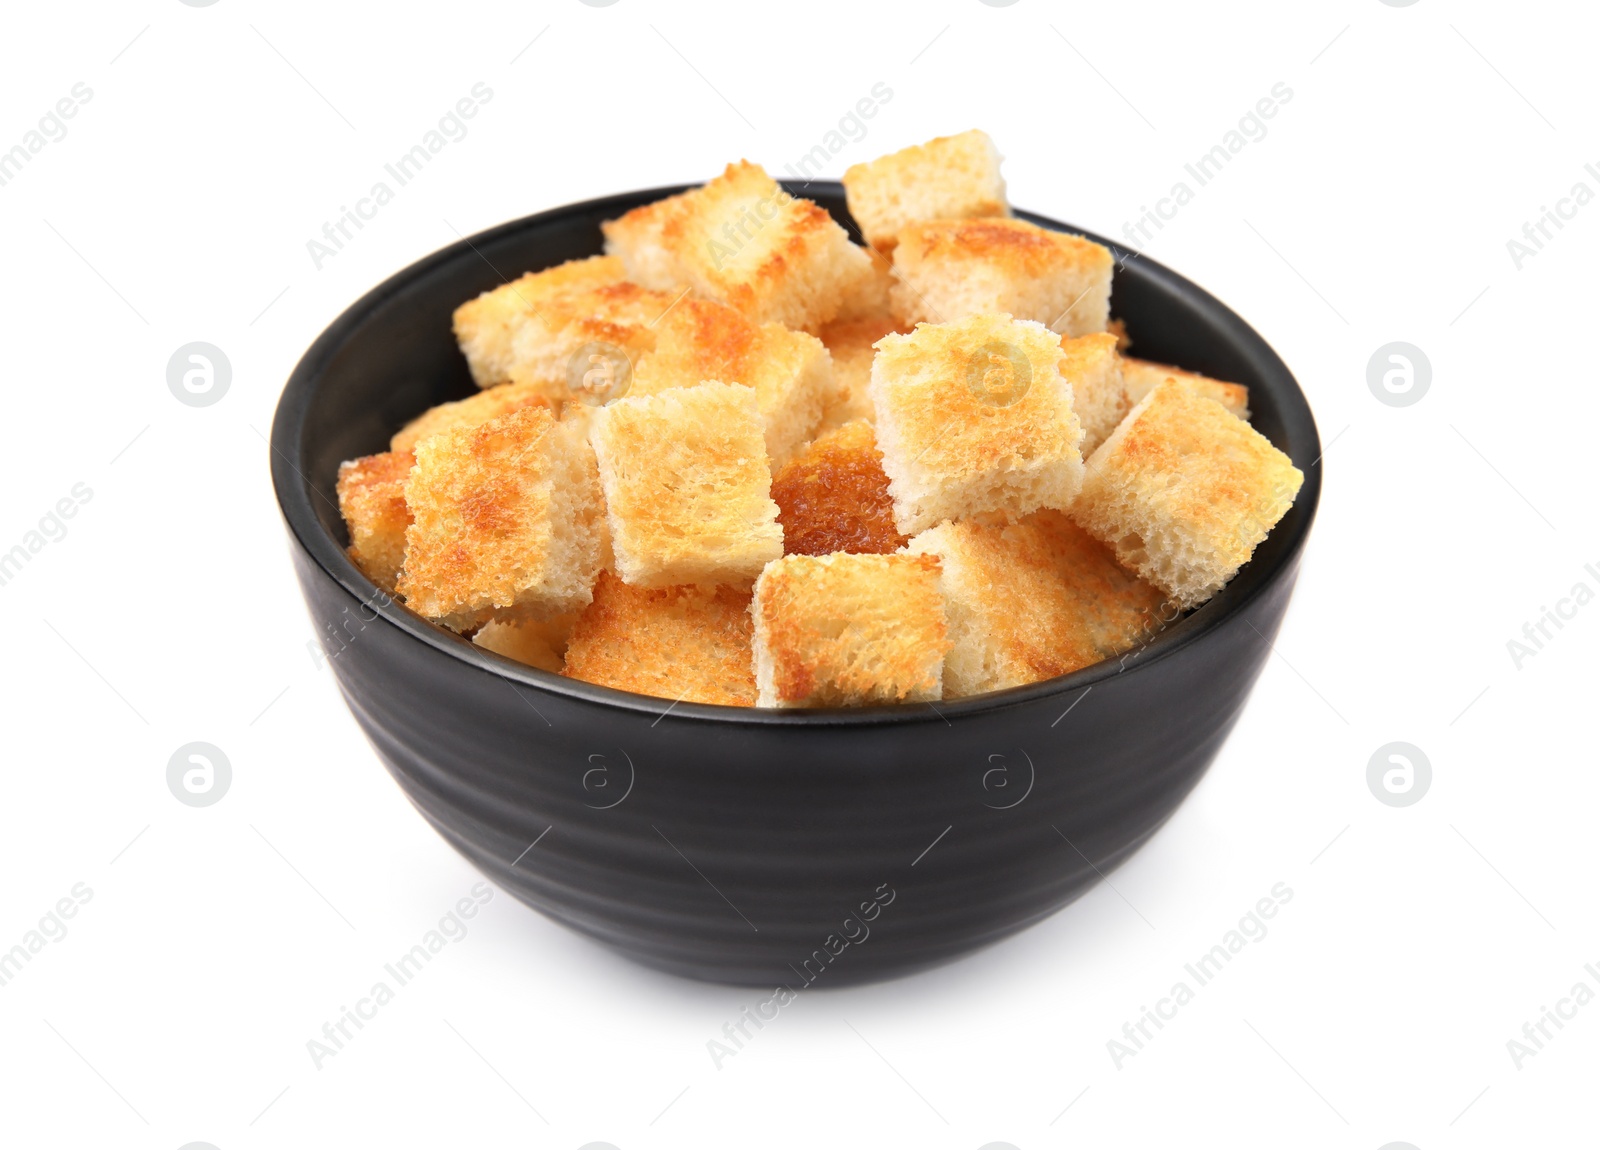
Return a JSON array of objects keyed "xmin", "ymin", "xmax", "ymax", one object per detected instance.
[{"xmin": 1, "ymin": 1, "xmax": 1594, "ymax": 1147}]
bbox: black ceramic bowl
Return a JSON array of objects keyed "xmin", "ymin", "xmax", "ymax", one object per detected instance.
[{"xmin": 271, "ymin": 183, "xmax": 1320, "ymax": 987}]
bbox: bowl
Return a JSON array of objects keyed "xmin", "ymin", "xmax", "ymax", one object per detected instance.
[{"xmin": 270, "ymin": 183, "xmax": 1321, "ymax": 987}]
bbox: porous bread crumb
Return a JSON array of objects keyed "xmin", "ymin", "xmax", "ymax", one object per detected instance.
[
  {"xmin": 752, "ymin": 552, "xmax": 949, "ymax": 707},
  {"xmin": 630, "ymin": 297, "xmax": 837, "ymax": 465},
  {"xmin": 1059, "ymin": 333, "xmax": 1128, "ymax": 457},
  {"xmin": 1071, "ymin": 379, "xmax": 1300, "ymax": 609},
  {"xmin": 1121, "ymin": 357, "xmax": 1250, "ymax": 420},
  {"xmin": 589, "ymin": 381, "xmax": 784, "ymax": 587},
  {"xmin": 770, "ymin": 420, "xmax": 906, "ymax": 557},
  {"xmin": 601, "ymin": 161, "xmax": 875, "ymax": 333},
  {"xmin": 833, "ymin": 244, "xmax": 898, "ymax": 320},
  {"xmin": 891, "ymin": 217, "xmax": 1113, "ymax": 337},
  {"xmin": 817, "ymin": 313, "xmax": 902, "ymax": 430},
  {"xmin": 843, "ymin": 130, "xmax": 1010, "ymax": 252},
  {"xmin": 473, "ymin": 612, "xmax": 580, "ymax": 673},
  {"xmin": 869, "ymin": 313, "xmax": 1085, "ymax": 535},
  {"xmin": 562, "ymin": 571, "xmax": 757, "ymax": 706},
  {"xmin": 452, "ymin": 255, "xmax": 638, "ymax": 388},
  {"xmin": 501, "ymin": 280, "xmax": 680, "ymax": 402},
  {"xmin": 337, "ymin": 450, "xmax": 415, "ymax": 595},
  {"xmin": 391, "ymin": 381, "xmax": 556, "ymax": 454},
  {"xmin": 397, "ymin": 407, "xmax": 605, "ymax": 630},
  {"xmin": 908, "ymin": 510, "xmax": 1168, "ymax": 697}
]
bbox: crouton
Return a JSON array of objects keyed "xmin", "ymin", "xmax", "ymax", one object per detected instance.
[
  {"xmin": 771, "ymin": 420, "xmax": 906, "ymax": 556},
  {"xmin": 1072, "ymin": 380, "xmax": 1301, "ymax": 609},
  {"xmin": 452, "ymin": 255, "xmax": 632, "ymax": 388},
  {"xmin": 589, "ymin": 381, "xmax": 784, "ymax": 587},
  {"xmin": 397, "ymin": 407, "xmax": 606, "ymax": 630},
  {"xmin": 562, "ymin": 571, "xmax": 756, "ymax": 706},
  {"xmin": 1121, "ymin": 357, "xmax": 1250, "ymax": 420},
  {"xmin": 834, "ymin": 244, "xmax": 897, "ymax": 321},
  {"xmin": 336, "ymin": 450, "xmax": 414, "ymax": 595},
  {"xmin": 630, "ymin": 298, "xmax": 837, "ymax": 464},
  {"xmin": 391, "ymin": 381, "xmax": 557, "ymax": 454},
  {"xmin": 601, "ymin": 161, "xmax": 874, "ymax": 332},
  {"xmin": 472, "ymin": 612, "xmax": 580, "ymax": 673},
  {"xmin": 1060, "ymin": 333, "xmax": 1128, "ymax": 457},
  {"xmin": 908, "ymin": 510, "xmax": 1167, "ymax": 696},
  {"xmin": 842, "ymin": 130, "xmax": 1010, "ymax": 252},
  {"xmin": 501, "ymin": 280, "xmax": 682, "ymax": 401},
  {"xmin": 870, "ymin": 313, "xmax": 1084, "ymax": 535},
  {"xmin": 752, "ymin": 552, "xmax": 949, "ymax": 707},
  {"xmin": 1107, "ymin": 317, "xmax": 1131, "ymax": 351},
  {"xmin": 890, "ymin": 218, "xmax": 1113, "ymax": 338},
  {"xmin": 817, "ymin": 313, "xmax": 901, "ymax": 429}
]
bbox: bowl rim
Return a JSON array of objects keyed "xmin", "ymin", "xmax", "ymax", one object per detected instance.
[{"xmin": 270, "ymin": 181, "xmax": 1321, "ymax": 727}]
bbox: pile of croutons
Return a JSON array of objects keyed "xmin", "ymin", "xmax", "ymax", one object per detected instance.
[{"xmin": 337, "ymin": 130, "xmax": 1303, "ymax": 708}]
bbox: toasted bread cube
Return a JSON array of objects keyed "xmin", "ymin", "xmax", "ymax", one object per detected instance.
[
  {"xmin": 1073, "ymin": 380, "xmax": 1302, "ymax": 609},
  {"xmin": 1122, "ymin": 357, "xmax": 1250, "ymax": 420},
  {"xmin": 771, "ymin": 420, "xmax": 906, "ymax": 557},
  {"xmin": 870, "ymin": 313, "xmax": 1084, "ymax": 535},
  {"xmin": 562, "ymin": 571, "xmax": 757, "ymax": 706},
  {"xmin": 472, "ymin": 612, "xmax": 580, "ymax": 673},
  {"xmin": 453, "ymin": 255, "xmax": 632, "ymax": 388},
  {"xmin": 502, "ymin": 280, "xmax": 681, "ymax": 401},
  {"xmin": 817, "ymin": 313, "xmax": 901, "ymax": 429},
  {"xmin": 891, "ymin": 218, "xmax": 1113, "ymax": 337},
  {"xmin": 391, "ymin": 381, "xmax": 556, "ymax": 454},
  {"xmin": 834, "ymin": 244, "xmax": 897, "ymax": 320},
  {"xmin": 397, "ymin": 408, "xmax": 605, "ymax": 631},
  {"xmin": 908, "ymin": 510, "xmax": 1167, "ymax": 696},
  {"xmin": 752, "ymin": 553, "xmax": 949, "ymax": 707},
  {"xmin": 590, "ymin": 381, "xmax": 784, "ymax": 587},
  {"xmin": 631, "ymin": 298, "xmax": 837, "ymax": 464},
  {"xmin": 1060, "ymin": 333, "xmax": 1129, "ymax": 457},
  {"xmin": 336, "ymin": 450, "xmax": 414, "ymax": 595},
  {"xmin": 843, "ymin": 130, "xmax": 1010, "ymax": 252},
  {"xmin": 1107, "ymin": 317, "xmax": 1131, "ymax": 351},
  {"xmin": 601, "ymin": 161, "xmax": 874, "ymax": 332}
]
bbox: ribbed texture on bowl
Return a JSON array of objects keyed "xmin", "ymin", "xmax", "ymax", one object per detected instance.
[{"xmin": 299, "ymin": 547, "xmax": 1297, "ymax": 985}]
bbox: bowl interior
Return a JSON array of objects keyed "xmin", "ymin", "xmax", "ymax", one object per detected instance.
[{"xmin": 272, "ymin": 183, "xmax": 1321, "ymax": 719}]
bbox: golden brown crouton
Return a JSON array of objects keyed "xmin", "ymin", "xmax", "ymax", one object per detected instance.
[
  {"xmin": 891, "ymin": 218, "xmax": 1113, "ymax": 337},
  {"xmin": 817, "ymin": 313, "xmax": 902, "ymax": 429},
  {"xmin": 561, "ymin": 571, "xmax": 757, "ymax": 706},
  {"xmin": 752, "ymin": 552, "xmax": 949, "ymax": 707},
  {"xmin": 1072, "ymin": 380, "xmax": 1302, "ymax": 609},
  {"xmin": 472, "ymin": 612, "xmax": 580, "ymax": 673},
  {"xmin": 1121, "ymin": 357, "xmax": 1250, "ymax": 420},
  {"xmin": 908, "ymin": 510, "xmax": 1167, "ymax": 696},
  {"xmin": 589, "ymin": 381, "xmax": 784, "ymax": 587},
  {"xmin": 843, "ymin": 130, "xmax": 1010, "ymax": 252},
  {"xmin": 336, "ymin": 450, "xmax": 414, "ymax": 595},
  {"xmin": 1059, "ymin": 333, "xmax": 1129, "ymax": 457},
  {"xmin": 601, "ymin": 161, "xmax": 875, "ymax": 332},
  {"xmin": 390, "ymin": 381, "xmax": 557, "ymax": 454},
  {"xmin": 630, "ymin": 298, "xmax": 837, "ymax": 464},
  {"xmin": 771, "ymin": 420, "xmax": 906, "ymax": 557},
  {"xmin": 833, "ymin": 243, "xmax": 898, "ymax": 321},
  {"xmin": 397, "ymin": 407, "xmax": 606, "ymax": 631},
  {"xmin": 501, "ymin": 280, "xmax": 682, "ymax": 401},
  {"xmin": 452, "ymin": 255, "xmax": 632, "ymax": 388},
  {"xmin": 869, "ymin": 313, "xmax": 1084, "ymax": 535}
]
